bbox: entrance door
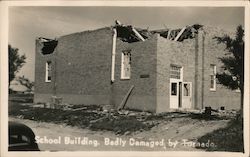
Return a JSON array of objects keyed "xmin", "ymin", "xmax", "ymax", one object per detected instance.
[
  {"xmin": 169, "ymin": 65, "xmax": 183, "ymax": 109},
  {"xmin": 170, "ymin": 79, "xmax": 179, "ymax": 109},
  {"xmin": 182, "ymin": 82, "xmax": 192, "ymax": 109}
]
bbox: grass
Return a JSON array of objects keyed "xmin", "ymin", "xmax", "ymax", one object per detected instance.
[{"xmin": 196, "ymin": 116, "xmax": 244, "ymax": 152}]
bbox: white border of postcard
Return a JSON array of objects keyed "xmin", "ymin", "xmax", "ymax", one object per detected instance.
[{"xmin": 1, "ymin": 1, "xmax": 249, "ymax": 157}]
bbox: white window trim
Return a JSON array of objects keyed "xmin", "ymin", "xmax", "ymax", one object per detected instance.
[
  {"xmin": 121, "ymin": 52, "xmax": 130, "ymax": 80},
  {"xmin": 170, "ymin": 64, "xmax": 183, "ymax": 81},
  {"xmin": 210, "ymin": 65, "xmax": 216, "ymax": 91},
  {"xmin": 180, "ymin": 67, "xmax": 183, "ymax": 81},
  {"xmin": 45, "ymin": 61, "xmax": 51, "ymax": 83}
]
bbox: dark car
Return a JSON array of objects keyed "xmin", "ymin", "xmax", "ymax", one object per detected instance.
[{"xmin": 9, "ymin": 121, "xmax": 39, "ymax": 151}]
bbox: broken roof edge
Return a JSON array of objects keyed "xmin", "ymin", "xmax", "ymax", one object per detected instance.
[
  {"xmin": 37, "ymin": 37, "xmax": 58, "ymax": 55},
  {"xmin": 36, "ymin": 22, "xmax": 237, "ymax": 46},
  {"xmin": 36, "ymin": 37, "xmax": 58, "ymax": 42}
]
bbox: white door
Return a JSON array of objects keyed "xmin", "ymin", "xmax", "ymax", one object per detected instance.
[
  {"xmin": 170, "ymin": 79, "xmax": 179, "ymax": 109},
  {"xmin": 182, "ymin": 82, "xmax": 192, "ymax": 109}
]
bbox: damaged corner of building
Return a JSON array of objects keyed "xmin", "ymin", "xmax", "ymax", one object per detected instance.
[{"xmin": 37, "ymin": 37, "xmax": 58, "ymax": 55}]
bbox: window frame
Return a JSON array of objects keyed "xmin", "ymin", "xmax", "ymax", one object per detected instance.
[
  {"xmin": 170, "ymin": 64, "xmax": 183, "ymax": 80},
  {"xmin": 45, "ymin": 61, "xmax": 52, "ymax": 83},
  {"xmin": 120, "ymin": 50, "xmax": 131, "ymax": 80},
  {"xmin": 210, "ymin": 64, "xmax": 216, "ymax": 91}
]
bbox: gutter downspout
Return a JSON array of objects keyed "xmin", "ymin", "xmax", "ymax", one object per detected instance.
[
  {"xmin": 111, "ymin": 28, "xmax": 117, "ymax": 83},
  {"xmin": 109, "ymin": 28, "xmax": 117, "ymax": 109},
  {"xmin": 194, "ymin": 33, "xmax": 199, "ymax": 109},
  {"xmin": 201, "ymin": 31, "xmax": 205, "ymax": 109},
  {"xmin": 53, "ymin": 49, "xmax": 57, "ymax": 96}
]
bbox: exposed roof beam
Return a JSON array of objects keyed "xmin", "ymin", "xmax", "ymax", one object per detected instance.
[
  {"xmin": 131, "ymin": 27, "xmax": 145, "ymax": 41},
  {"xmin": 167, "ymin": 29, "xmax": 172, "ymax": 40},
  {"xmin": 174, "ymin": 26, "xmax": 187, "ymax": 41}
]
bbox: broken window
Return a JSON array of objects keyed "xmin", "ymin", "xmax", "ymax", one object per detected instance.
[
  {"xmin": 45, "ymin": 61, "xmax": 52, "ymax": 82},
  {"xmin": 121, "ymin": 50, "xmax": 131, "ymax": 79},
  {"xmin": 210, "ymin": 64, "xmax": 216, "ymax": 91},
  {"xmin": 170, "ymin": 65, "xmax": 182, "ymax": 79}
]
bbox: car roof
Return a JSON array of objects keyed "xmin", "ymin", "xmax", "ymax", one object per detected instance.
[{"xmin": 9, "ymin": 121, "xmax": 36, "ymax": 138}]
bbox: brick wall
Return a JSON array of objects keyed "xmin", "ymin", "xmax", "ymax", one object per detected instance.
[
  {"xmin": 34, "ymin": 26, "xmax": 241, "ymax": 112},
  {"xmin": 155, "ymin": 27, "xmax": 241, "ymax": 112},
  {"xmin": 34, "ymin": 28, "xmax": 113, "ymax": 104},
  {"xmin": 112, "ymin": 35, "xmax": 158, "ymax": 112},
  {"xmin": 202, "ymin": 27, "xmax": 241, "ymax": 110},
  {"xmin": 34, "ymin": 39, "xmax": 56, "ymax": 102},
  {"xmin": 156, "ymin": 35, "xmax": 196, "ymax": 112},
  {"xmin": 34, "ymin": 28, "xmax": 159, "ymax": 112}
]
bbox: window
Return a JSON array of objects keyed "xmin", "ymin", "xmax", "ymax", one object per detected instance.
[
  {"xmin": 9, "ymin": 134, "xmax": 31, "ymax": 147},
  {"xmin": 170, "ymin": 65, "xmax": 182, "ymax": 79},
  {"xmin": 210, "ymin": 64, "xmax": 216, "ymax": 91},
  {"xmin": 45, "ymin": 61, "xmax": 52, "ymax": 82},
  {"xmin": 121, "ymin": 51, "xmax": 131, "ymax": 79},
  {"xmin": 183, "ymin": 83, "xmax": 191, "ymax": 96},
  {"xmin": 171, "ymin": 82, "xmax": 177, "ymax": 96}
]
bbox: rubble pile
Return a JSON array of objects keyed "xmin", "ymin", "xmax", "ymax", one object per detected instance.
[{"xmin": 11, "ymin": 100, "xmax": 240, "ymax": 135}]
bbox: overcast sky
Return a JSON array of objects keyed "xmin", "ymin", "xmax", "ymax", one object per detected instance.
[{"xmin": 9, "ymin": 6, "xmax": 244, "ymax": 82}]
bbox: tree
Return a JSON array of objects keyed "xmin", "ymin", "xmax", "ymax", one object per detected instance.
[
  {"xmin": 215, "ymin": 25, "xmax": 244, "ymax": 111},
  {"xmin": 17, "ymin": 76, "xmax": 34, "ymax": 92},
  {"xmin": 9, "ymin": 45, "xmax": 26, "ymax": 86}
]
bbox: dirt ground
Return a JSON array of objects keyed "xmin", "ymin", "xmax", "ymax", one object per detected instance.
[{"xmin": 9, "ymin": 116, "xmax": 230, "ymax": 151}]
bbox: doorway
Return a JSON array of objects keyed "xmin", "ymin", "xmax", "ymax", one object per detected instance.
[
  {"xmin": 169, "ymin": 80, "xmax": 192, "ymax": 109},
  {"xmin": 170, "ymin": 79, "xmax": 179, "ymax": 109},
  {"xmin": 182, "ymin": 82, "xmax": 192, "ymax": 109},
  {"xmin": 169, "ymin": 65, "xmax": 192, "ymax": 109}
]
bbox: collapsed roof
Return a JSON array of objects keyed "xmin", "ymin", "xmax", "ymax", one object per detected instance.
[
  {"xmin": 114, "ymin": 20, "xmax": 203, "ymax": 43},
  {"xmin": 37, "ymin": 21, "xmax": 204, "ymax": 54}
]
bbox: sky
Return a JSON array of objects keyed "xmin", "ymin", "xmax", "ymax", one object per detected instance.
[{"xmin": 8, "ymin": 6, "xmax": 244, "ymax": 83}]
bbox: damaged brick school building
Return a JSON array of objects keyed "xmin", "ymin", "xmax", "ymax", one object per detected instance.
[{"xmin": 34, "ymin": 21, "xmax": 241, "ymax": 113}]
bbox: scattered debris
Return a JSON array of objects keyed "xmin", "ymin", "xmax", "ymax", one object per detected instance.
[
  {"xmin": 89, "ymin": 115, "xmax": 151, "ymax": 135},
  {"xmin": 71, "ymin": 107, "xmax": 87, "ymax": 111},
  {"xmin": 10, "ymin": 98, "xmax": 239, "ymax": 136},
  {"xmin": 33, "ymin": 104, "xmax": 45, "ymax": 108},
  {"xmin": 102, "ymin": 105, "xmax": 113, "ymax": 112},
  {"xmin": 117, "ymin": 110, "xmax": 130, "ymax": 115}
]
